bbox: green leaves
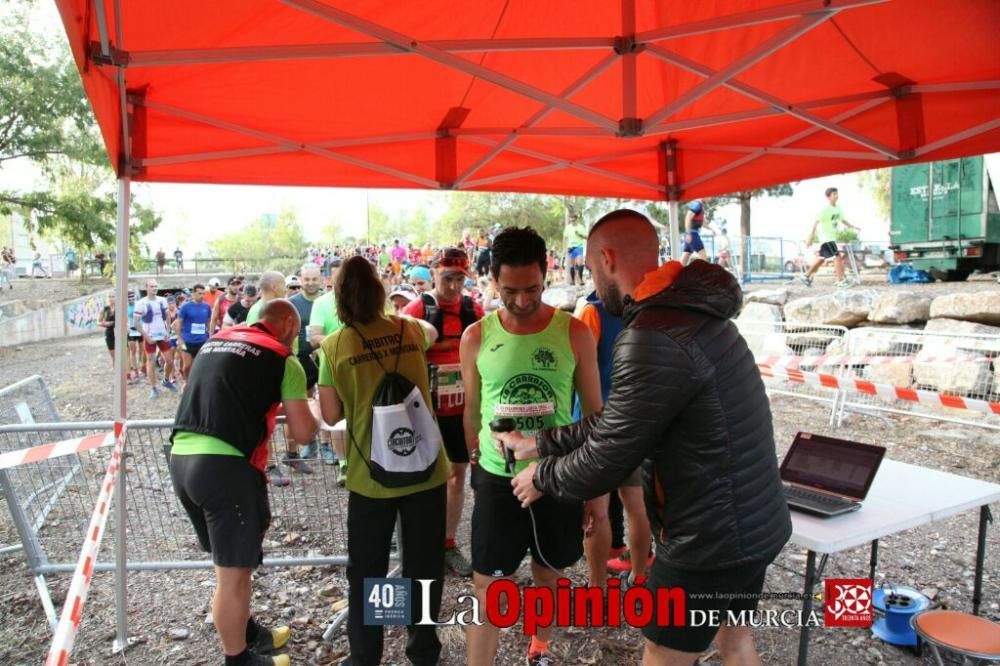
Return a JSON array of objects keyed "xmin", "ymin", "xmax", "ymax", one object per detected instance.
[{"xmin": 0, "ymin": 0, "xmax": 159, "ymax": 252}]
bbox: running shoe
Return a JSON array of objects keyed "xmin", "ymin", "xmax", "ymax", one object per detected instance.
[
  {"xmin": 444, "ymin": 547, "xmax": 473, "ymax": 577},
  {"xmin": 298, "ymin": 442, "xmax": 315, "ymax": 460},
  {"xmin": 268, "ymin": 464, "xmax": 291, "ymax": 487},
  {"xmin": 282, "ymin": 453, "xmax": 313, "ymax": 474},
  {"xmin": 336, "ymin": 463, "xmax": 348, "ymax": 488},
  {"xmin": 161, "ymin": 378, "xmax": 177, "ymax": 392},
  {"xmin": 835, "ymin": 278, "xmax": 853, "ymax": 288},
  {"xmin": 250, "ymin": 623, "xmax": 290, "ymax": 654},
  {"xmin": 607, "ymin": 548, "xmax": 655, "ymax": 574},
  {"xmin": 799, "ymin": 276, "xmax": 813, "ymax": 287},
  {"xmin": 526, "ymin": 650, "xmax": 556, "ymax": 666},
  {"xmin": 149, "ymin": 387, "xmax": 158, "ymax": 399},
  {"xmin": 319, "ymin": 446, "xmax": 337, "ymax": 466}
]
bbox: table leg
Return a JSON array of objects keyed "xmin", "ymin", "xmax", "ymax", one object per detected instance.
[
  {"xmin": 797, "ymin": 550, "xmax": 816, "ymax": 666},
  {"xmin": 869, "ymin": 539, "xmax": 879, "ymax": 583},
  {"xmin": 973, "ymin": 505, "xmax": 992, "ymax": 615}
]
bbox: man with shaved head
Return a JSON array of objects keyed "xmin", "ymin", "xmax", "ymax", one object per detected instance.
[
  {"xmin": 495, "ymin": 209, "xmax": 792, "ymax": 666},
  {"xmin": 170, "ymin": 298, "xmax": 318, "ymax": 666}
]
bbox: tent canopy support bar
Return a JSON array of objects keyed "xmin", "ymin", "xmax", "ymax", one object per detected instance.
[
  {"xmin": 635, "ymin": 0, "xmax": 886, "ymax": 43},
  {"xmin": 281, "ymin": 0, "xmax": 621, "ymax": 133},
  {"xmin": 136, "ymin": 98, "xmax": 441, "ymax": 188},
  {"xmin": 643, "ymin": 12, "xmax": 833, "ymax": 129},
  {"xmin": 913, "ymin": 118, "xmax": 1000, "ymax": 158},
  {"xmin": 452, "ymin": 52, "xmax": 620, "ymax": 187},
  {"xmin": 125, "ymin": 37, "xmax": 616, "ymax": 66},
  {"xmin": 684, "ymin": 96, "xmax": 888, "ymax": 189},
  {"xmin": 645, "ymin": 44, "xmax": 899, "ymax": 159}
]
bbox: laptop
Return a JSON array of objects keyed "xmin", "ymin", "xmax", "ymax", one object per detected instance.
[{"xmin": 780, "ymin": 432, "xmax": 886, "ymax": 517}]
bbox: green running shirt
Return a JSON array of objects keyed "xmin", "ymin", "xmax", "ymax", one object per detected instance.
[{"xmin": 476, "ymin": 308, "xmax": 577, "ymax": 477}]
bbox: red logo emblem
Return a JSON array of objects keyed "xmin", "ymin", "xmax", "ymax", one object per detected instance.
[{"xmin": 824, "ymin": 578, "xmax": 873, "ymax": 627}]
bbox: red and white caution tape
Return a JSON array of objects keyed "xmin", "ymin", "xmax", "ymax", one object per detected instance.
[
  {"xmin": 758, "ymin": 364, "xmax": 1000, "ymax": 416},
  {"xmin": 45, "ymin": 422, "xmax": 127, "ymax": 666},
  {"xmin": 756, "ymin": 354, "xmax": 991, "ymax": 368},
  {"xmin": 0, "ymin": 432, "xmax": 115, "ymax": 471}
]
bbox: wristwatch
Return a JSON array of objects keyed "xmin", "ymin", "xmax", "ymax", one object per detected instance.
[{"xmin": 470, "ymin": 448, "xmax": 481, "ymax": 465}]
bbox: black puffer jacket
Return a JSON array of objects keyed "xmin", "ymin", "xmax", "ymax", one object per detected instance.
[{"xmin": 534, "ymin": 261, "xmax": 791, "ymax": 570}]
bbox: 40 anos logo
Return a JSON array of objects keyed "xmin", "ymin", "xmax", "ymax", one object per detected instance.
[
  {"xmin": 387, "ymin": 427, "xmax": 422, "ymax": 457},
  {"xmin": 500, "ymin": 374, "xmax": 557, "ymax": 408}
]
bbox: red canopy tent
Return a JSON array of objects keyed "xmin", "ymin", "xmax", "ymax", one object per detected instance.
[
  {"xmin": 56, "ymin": 0, "xmax": 999, "ymax": 200},
  {"xmin": 45, "ymin": 0, "xmax": 1000, "ymax": 654}
]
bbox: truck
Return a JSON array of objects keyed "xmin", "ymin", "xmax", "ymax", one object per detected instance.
[{"xmin": 890, "ymin": 154, "xmax": 1000, "ymax": 280}]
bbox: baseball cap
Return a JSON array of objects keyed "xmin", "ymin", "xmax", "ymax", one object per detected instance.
[
  {"xmin": 436, "ymin": 247, "xmax": 473, "ymax": 277},
  {"xmin": 242, "ymin": 284, "xmax": 258, "ymax": 298},
  {"xmin": 285, "ymin": 275, "xmax": 301, "ymax": 288},
  {"xmin": 208, "ymin": 277, "xmax": 221, "ymax": 287},
  {"xmin": 227, "ymin": 276, "xmax": 242, "ymax": 286},
  {"xmin": 410, "ymin": 266, "xmax": 432, "ymax": 282},
  {"xmin": 389, "ymin": 285, "xmax": 418, "ymax": 302}
]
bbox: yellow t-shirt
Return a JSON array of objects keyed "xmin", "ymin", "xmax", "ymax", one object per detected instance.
[{"xmin": 319, "ymin": 316, "xmax": 449, "ymax": 498}]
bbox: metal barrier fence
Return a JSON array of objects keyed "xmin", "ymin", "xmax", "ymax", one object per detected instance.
[
  {"xmin": 0, "ymin": 408, "xmax": 364, "ymax": 642},
  {"xmin": 734, "ymin": 319, "xmax": 850, "ymax": 421},
  {"xmin": 736, "ymin": 319, "xmax": 1000, "ymax": 430},
  {"xmin": 833, "ymin": 327, "xmax": 1000, "ymax": 430}
]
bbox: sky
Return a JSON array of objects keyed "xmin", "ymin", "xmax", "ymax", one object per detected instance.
[{"xmin": 2, "ymin": 0, "xmax": 891, "ymax": 257}]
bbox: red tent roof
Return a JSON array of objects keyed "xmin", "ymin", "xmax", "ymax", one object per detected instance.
[{"xmin": 56, "ymin": 0, "xmax": 1000, "ymax": 199}]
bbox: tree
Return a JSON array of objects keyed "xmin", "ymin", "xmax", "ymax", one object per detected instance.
[
  {"xmin": 858, "ymin": 167, "xmax": 891, "ymax": 220},
  {"xmin": 210, "ymin": 208, "xmax": 306, "ymax": 273},
  {"xmin": 702, "ymin": 184, "xmax": 795, "ymax": 275},
  {"xmin": 0, "ymin": 0, "xmax": 161, "ymax": 254}
]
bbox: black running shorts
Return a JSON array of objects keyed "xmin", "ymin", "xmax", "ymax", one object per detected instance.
[
  {"xmin": 169, "ymin": 453, "xmax": 271, "ymax": 568},
  {"xmin": 437, "ymin": 414, "xmax": 469, "ymax": 464},
  {"xmin": 182, "ymin": 341, "xmax": 205, "ymax": 357},
  {"xmin": 470, "ymin": 466, "xmax": 583, "ymax": 577},
  {"xmin": 818, "ymin": 241, "xmax": 839, "ymax": 259},
  {"xmin": 641, "ymin": 556, "xmax": 773, "ymax": 653}
]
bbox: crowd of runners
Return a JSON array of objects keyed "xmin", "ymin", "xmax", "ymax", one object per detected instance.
[{"xmin": 142, "ymin": 208, "xmax": 798, "ymax": 666}]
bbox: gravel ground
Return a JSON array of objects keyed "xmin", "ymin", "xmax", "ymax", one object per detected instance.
[{"xmin": 0, "ymin": 277, "xmax": 998, "ymax": 666}]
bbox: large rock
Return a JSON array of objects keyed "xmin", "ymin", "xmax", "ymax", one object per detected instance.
[
  {"xmin": 784, "ymin": 290, "xmax": 878, "ymax": 327},
  {"xmin": 912, "ymin": 318, "xmax": 1000, "ymax": 395},
  {"xmin": 869, "ymin": 292, "xmax": 932, "ymax": 324},
  {"xmin": 913, "ymin": 352, "xmax": 992, "ymax": 395},
  {"xmin": 864, "ymin": 362, "xmax": 913, "ymax": 388},
  {"xmin": 744, "ymin": 288, "xmax": 790, "ymax": 306},
  {"xmin": 922, "ymin": 318, "xmax": 1000, "ymax": 353},
  {"xmin": 845, "ymin": 325, "xmax": 925, "ymax": 356},
  {"xmin": 929, "ymin": 292, "xmax": 1000, "ymax": 325}
]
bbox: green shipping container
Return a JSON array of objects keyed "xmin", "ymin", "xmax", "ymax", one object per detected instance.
[{"xmin": 890, "ymin": 155, "xmax": 1000, "ymax": 278}]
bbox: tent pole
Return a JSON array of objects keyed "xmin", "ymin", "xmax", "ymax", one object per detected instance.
[
  {"xmin": 112, "ymin": 176, "xmax": 130, "ymax": 654},
  {"xmin": 664, "ymin": 141, "xmax": 682, "ymax": 260}
]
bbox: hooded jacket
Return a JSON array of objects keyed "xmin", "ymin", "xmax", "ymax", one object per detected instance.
[{"xmin": 533, "ymin": 260, "xmax": 791, "ymax": 570}]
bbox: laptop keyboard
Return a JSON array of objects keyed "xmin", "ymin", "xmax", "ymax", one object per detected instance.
[{"xmin": 783, "ymin": 485, "xmax": 858, "ymax": 512}]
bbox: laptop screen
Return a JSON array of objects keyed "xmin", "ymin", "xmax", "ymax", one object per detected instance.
[{"xmin": 780, "ymin": 432, "xmax": 886, "ymax": 500}]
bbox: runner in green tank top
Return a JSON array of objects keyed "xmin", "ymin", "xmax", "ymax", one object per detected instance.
[
  {"xmin": 459, "ymin": 227, "xmax": 601, "ymax": 666},
  {"xmin": 475, "ymin": 308, "xmax": 577, "ymax": 476}
]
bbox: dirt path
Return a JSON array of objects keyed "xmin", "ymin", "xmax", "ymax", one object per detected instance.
[{"xmin": 0, "ymin": 326, "xmax": 998, "ymax": 665}]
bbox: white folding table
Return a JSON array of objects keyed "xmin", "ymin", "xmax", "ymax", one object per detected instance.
[{"xmin": 789, "ymin": 459, "xmax": 1000, "ymax": 665}]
